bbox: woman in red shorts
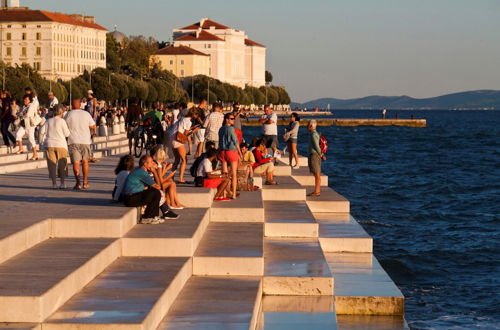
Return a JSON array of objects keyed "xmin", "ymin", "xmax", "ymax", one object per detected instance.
[
  {"xmin": 197, "ymin": 149, "xmax": 231, "ymax": 201},
  {"xmin": 218, "ymin": 113, "xmax": 242, "ymax": 199}
]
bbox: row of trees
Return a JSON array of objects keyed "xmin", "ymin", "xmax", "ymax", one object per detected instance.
[{"xmin": 0, "ymin": 34, "xmax": 290, "ymax": 107}]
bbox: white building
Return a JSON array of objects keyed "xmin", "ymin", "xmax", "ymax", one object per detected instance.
[
  {"xmin": 173, "ymin": 18, "xmax": 266, "ymax": 88},
  {"xmin": 0, "ymin": 4, "xmax": 107, "ymax": 81}
]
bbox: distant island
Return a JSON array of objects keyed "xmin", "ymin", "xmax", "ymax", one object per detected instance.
[{"xmin": 292, "ymin": 90, "xmax": 500, "ymax": 110}]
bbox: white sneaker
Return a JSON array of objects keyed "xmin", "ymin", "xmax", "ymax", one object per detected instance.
[
  {"xmin": 59, "ymin": 183, "xmax": 67, "ymax": 189},
  {"xmin": 52, "ymin": 184, "xmax": 58, "ymax": 189},
  {"xmin": 293, "ymin": 164, "xmax": 300, "ymax": 169}
]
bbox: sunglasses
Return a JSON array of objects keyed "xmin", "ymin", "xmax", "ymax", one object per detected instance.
[{"xmin": 228, "ymin": 117, "xmax": 235, "ymax": 120}]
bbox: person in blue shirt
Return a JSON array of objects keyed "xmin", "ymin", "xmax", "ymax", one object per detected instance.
[{"xmin": 123, "ymin": 155, "xmax": 163, "ymax": 224}]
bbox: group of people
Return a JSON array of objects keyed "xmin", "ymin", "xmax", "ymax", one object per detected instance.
[{"xmin": 111, "ymin": 100, "xmax": 326, "ymax": 224}]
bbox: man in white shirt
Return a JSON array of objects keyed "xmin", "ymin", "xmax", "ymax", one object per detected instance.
[
  {"xmin": 259, "ymin": 105, "xmax": 278, "ymax": 155},
  {"xmin": 65, "ymin": 99, "xmax": 96, "ymax": 190},
  {"xmin": 39, "ymin": 104, "xmax": 70, "ymax": 189},
  {"xmin": 47, "ymin": 92, "xmax": 59, "ymax": 116},
  {"xmin": 203, "ymin": 102, "xmax": 224, "ymax": 148}
]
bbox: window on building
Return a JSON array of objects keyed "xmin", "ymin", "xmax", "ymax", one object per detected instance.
[
  {"xmin": 36, "ymin": 47, "xmax": 41, "ymax": 56},
  {"xmin": 169, "ymin": 69, "xmax": 173, "ymax": 73},
  {"xmin": 22, "ymin": 33, "xmax": 27, "ymax": 40},
  {"xmin": 169, "ymin": 60, "xmax": 173, "ymax": 65},
  {"xmin": 6, "ymin": 33, "xmax": 11, "ymax": 40},
  {"xmin": 180, "ymin": 69, "xmax": 185, "ymax": 76},
  {"xmin": 6, "ymin": 47, "xmax": 11, "ymax": 56},
  {"xmin": 21, "ymin": 47, "xmax": 27, "ymax": 57},
  {"xmin": 22, "ymin": 24, "xmax": 26, "ymax": 28},
  {"xmin": 36, "ymin": 32, "xmax": 42, "ymax": 40},
  {"xmin": 208, "ymin": 44, "xmax": 211, "ymax": 49},
  {"xmin": 34, "ymin": 62, "xmax": 41, "ymax": 70},
  {"xmin": 181, "ymin": 60, "xmax": 184, "ymax": 65},
  {"xmin": 7, "ymin": 25, "xmax": 11, "ymax": 28},
  {"xmin": 37, "ymin": 25, "xmax": 41, "ymax": 28}
]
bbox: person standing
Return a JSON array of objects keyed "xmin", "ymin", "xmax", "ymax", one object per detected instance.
[
  {"xmin": 232, "ymin": 103, "xmax": 245, "ymax": 144},
  {"xmin": 203, "ymin": 102, "xmax": 224, "ymax": 149},
  {"xmin": 259, "ymin": 105, "xmax": 278, "ymax": 156},
  {"xmin": 1, "ymin": 102, "xmax": 16, "ymax": 151},
  {"xmin": 307, "ymin": 120, "xmax": 325, "ymax": 197},
  {"xmin": 193, "ymin": 99, "xmax": 208, "ymax": 158},
  {"xmin": 170, "ymin": 108, "xmax": 198, "ymax": 183},
  {"xmin": 39, "ymin": 104, "xmax": 70, "ymax": 189},
  {"xmin": 218, "ymin": 113, "xmax": 242, "ymax": 199},
  {"xmin": 125, "ymin": 98, "xmax": 144, "ymax": 155},
  {"xmin": 47, "ymin": 92, "xmax": 59, "ymax": 117},
  {"xmin": 15, "ymin": 94, "xmax": 39, "ymax": 160},
  {"xmin": 283, "ymin": 112, "xmax": 300, "ymax": 168},
  {"xmin": 65, "ymin": 99, "xmax": 96, "ymax": 190}
]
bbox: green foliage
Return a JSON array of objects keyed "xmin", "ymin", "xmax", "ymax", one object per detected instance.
[
  {"xmin": 265, "ymin": 71, "xmax": 273, "ymax": 84},
  {"xmin": 106, "ymin": 34, "xmax": 122, "ymax": 72}
]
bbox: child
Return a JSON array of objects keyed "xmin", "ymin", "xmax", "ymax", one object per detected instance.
[{"xmin": 196, "ymin": 149, "xmax": 231, "ymax": 201}]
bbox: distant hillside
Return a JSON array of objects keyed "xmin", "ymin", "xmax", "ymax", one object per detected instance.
[{"xmin": 292, "ymin": 90, "xmax": 500, "ymax": 110}]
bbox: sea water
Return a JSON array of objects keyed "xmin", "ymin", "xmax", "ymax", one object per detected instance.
[{"xmin": 245, "ymin": 110, "xmax": 500, "ymax": 329}]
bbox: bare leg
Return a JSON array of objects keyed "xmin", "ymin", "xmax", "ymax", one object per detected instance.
[
  {"xmin": 173, "ymin": 148, "xmax": 180, "ymax": 171},
  {"xmin": 82, "ymin": 160, "xmax": 89, "ymax": 185},
  {"xmin": 291, "ymin": 143, "xmax": 299, "ymax": 167},
  {"xmin": 221, "ymin": 161, "xmax": 228, "ymax": 174},
  {"xmin": 31, "ymin": 146, "xmax": 38, "ymax": 160},
  {"xmin": 230, "ymin": 160, "xmax": 238, "ymax": 198},
  {"xmin": 314, "ymin": 172, "xmax": 321, "ymax": 194},
  {"xmin": 195, "ymin": 142, "xmax": 203, "ymax": 158},
  {"xmin": 216, "ymin": 178, "xmax": 230, "ymax": 198},
  {"xmin": 17, "ymin": 140, "xmax": 24, "ymax": 153},
  {"xmin": 288, "ymin": 142, "xmax": 293, "ymax": 166},
  {"xmin": 177, "ymin": 146, "xmax": 187, "ymax": 182},
  {"xmin": 73, "ymin": 160, "xmax": 81, "ymax": 186},
  {"xmin": 187, "ymin": 136, "xmax": 192, "ymax": 155}
]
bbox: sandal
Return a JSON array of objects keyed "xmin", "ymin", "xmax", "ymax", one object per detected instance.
[
  {"xmin": 307, "ymin": 192, "xmax": 321, "ymax": 197},
  {"xmin": 82, "ymin": 184, "xmax": 90, "ymax": 190},
  {"xmin": 265, "ymin": 181, "xmax": 278, "ymax": 185},
  {"xmin": 73, "ymin": 184, "xmax": 82, "ymax": 190}
]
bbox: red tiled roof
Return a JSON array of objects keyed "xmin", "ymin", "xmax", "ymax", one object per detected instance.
[
  {"xmin": 245, "ymin": 38, "xmax": 265, "ymax": 48},
  {"xmin": 176, "ymin": 30, "xmax": 224, "ymax": 42},
  {"xmin": 154, "ymin": 45, "xmax": 209, "ymax": 56},
  {"xmin": 0, "ymin": 9, "xmax": 107, "ymax": 31},
  {"xmin": 181, "ymin": 19, "xmax": 229, "ymax": 30}
]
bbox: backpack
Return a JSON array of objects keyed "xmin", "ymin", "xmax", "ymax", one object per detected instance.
[
  {"xmin": 190, "ymin": 155, "xmax": 205, "ymax": 178},
  {"xmin": 319, "ymin": 135, "xmax": 328, "ymax": 154}
]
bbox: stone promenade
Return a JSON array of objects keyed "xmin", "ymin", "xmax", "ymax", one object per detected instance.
[{"xmin": 0, "ymin": 153, "xmax": 407, "ymax": 329}]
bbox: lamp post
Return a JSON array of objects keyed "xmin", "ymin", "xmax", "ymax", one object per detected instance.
[{"xmin": 207, "ymin": 77, "xmax": 210, "ymax": 104}]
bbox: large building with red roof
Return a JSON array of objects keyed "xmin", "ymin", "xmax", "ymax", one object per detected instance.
[
  {"xmin": 0, "ymin": 3, "xmax": 107, "ymax": 80},
  {"xmin": 172, "ymin": 18, "xmax": 266, "ymax": 87}
]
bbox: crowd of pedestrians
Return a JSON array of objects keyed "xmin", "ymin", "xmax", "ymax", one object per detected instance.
[{"xmin": 0, "ymin": 88, "xmax": 327, "ymax": 225}]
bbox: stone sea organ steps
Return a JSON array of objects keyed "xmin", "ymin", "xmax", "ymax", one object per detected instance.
[
  {"xmin": 316, "ymin": 213, "xmax": 373, "ymax": 253},
  {"xmin": 0, "ymin": 238, "xmax": 120, "ymax": 323},
  {"xmin": 257, "ymin": 296, "xmax": 337, "ymax": 330},
  {"xmin": 324, "ymin": 252, "xmax": 405, "ymax": 316},
  {"xmin": 264, "ymin": 201, "xmax": 318, "ymax": 238},
  {"xmin": 261, "ymin": 176, "xmax": 306, "ymax": 201},
  {"xmin": 279, "ymin": 152, "xmax": 309, "ymax": 167},
  {"xmin": 210, "ymin": 190, "xmax": 265, "ymax": 222},
  {"xmin": 193, "ymin": 222, "xmax": 264, "ymax": 276},
  {"xmin": 176, "ymin": 185, "xmax": 215, "ymax": 208},
  {"xmin": 122, "ymin": 208, "xmax": 210, "ymax": 257},
  {"xmin": 336, "ymin": 315, "xmax": 409, "ymax": 330},
  {"xmin": 43, "ymin": 257, "xmax": 192, "ymax": 330},
  {"xmin": 157, "ymin": 276, "xmax": 262, "ymax": 330},
  {"xmin": 306, "ymin": 186, "xmax": 350, "ymax": 213},
  {"xmin": 291, "ymin": 166, "xmax": 329, "ymax": 187},
  {"xmin": 263, "ymin": 238, "xmax": 333, "ymax": 296}
]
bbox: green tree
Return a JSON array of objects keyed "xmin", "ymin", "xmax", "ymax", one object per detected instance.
[
  {"xmin": 106, "ymin": 34, "xmax": 122, "ymax": 72},
  {"xmin": 265, "ymin": 71, "xmax": 273, "ymax": 84}
]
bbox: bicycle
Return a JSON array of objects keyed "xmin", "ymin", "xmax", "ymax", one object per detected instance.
[{"xmin": 133, "ymin": 120, "xmax": 162, "ymax": 158}]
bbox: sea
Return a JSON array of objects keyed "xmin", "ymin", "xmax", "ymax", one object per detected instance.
[{"xmin": 245, "ymin": 110, "xmax": 500, "ymax": 329}]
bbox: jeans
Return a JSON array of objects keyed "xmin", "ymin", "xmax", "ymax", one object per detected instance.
[
  {"xmin": 1, "ymin": 121, "xmax": 16, "ymax": 146},
  {"xmin": 124, "ymin": 189, "xmax": 161, "ymax": 219}
]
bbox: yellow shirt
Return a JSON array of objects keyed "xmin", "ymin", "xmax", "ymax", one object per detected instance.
[{"xmin": 243, "ymin": 151, "xmax": 255, "ymax": 163}]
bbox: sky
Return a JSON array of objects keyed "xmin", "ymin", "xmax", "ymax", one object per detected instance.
[{"xmin": 22, "ymin": 0, "xmax": 500, "ymax": 102}]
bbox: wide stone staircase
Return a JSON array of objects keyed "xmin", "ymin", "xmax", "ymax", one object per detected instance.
[{"xmin": 0, "ymin": 152, "xmax": 407, "ymax": 329}]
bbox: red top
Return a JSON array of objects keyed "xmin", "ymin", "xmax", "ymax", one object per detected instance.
[{"xmin": 252, "ymin": 149, "xmax": 271, "ymax": 170}]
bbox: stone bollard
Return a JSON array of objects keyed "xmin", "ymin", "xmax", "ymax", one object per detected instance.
[
  {"xmin": 99, "ymin": 121, "xmax": 108, "ymax": 137},
  {"xmin": 119, "ymin": 115, "xmax": 126, "ymax": 133},
  {"xmin": 112, "ymin": 116, "xmax": 121, "ymax": 135}
]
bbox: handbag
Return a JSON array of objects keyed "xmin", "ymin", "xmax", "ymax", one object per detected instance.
[{"xmin": 176, "ymin": 130, "xmax": 188, "ymax": 144}]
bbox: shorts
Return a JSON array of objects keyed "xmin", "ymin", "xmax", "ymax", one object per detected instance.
[
  {"xmin": 289, "ymin": 137, "xmax": 298, "ymax": 144},
  {"xmin": 193, "ymin": 129, "xmax": 206, "ymax": 144},
  {"xmin": 263, "ymin": 135, "xmax": 278, "ymax": 149},
  {"xmin": 218, "ymin": 150, "xmax": 240, "ymax": 163},
  {"xmin": 127, "ymin": 125, "xmax": 138, "ymax": 139},
  {"xmin": 254, "ymin": 162, "xmax": 274, "ymax": 175},
  {"xmin": 308, "ymin": 152, "xmax": 321, "ymax": 175},
  {"xmin": 69, "ymin": 144, "xmax": 91, "ymax": 163},
  {"xmin": 203, "ymin": 177, "xmax": 222, "ymax": 189}
]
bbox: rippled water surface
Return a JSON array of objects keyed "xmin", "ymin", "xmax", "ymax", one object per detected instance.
[{"xmin": 247, "ymin": 110, "xmax": 500, "ymax": 329}]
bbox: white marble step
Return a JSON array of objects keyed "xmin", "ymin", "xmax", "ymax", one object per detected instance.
[
  {"xmin": 157, "ymin": 276, "xmax": 262, "ymax": 330},
  {"xmin": 264, "ymin": 201, "xmax": 318, "ymax": 238},
  {"xmin": 0, "ymin": 238, "xmax": 120, "ymax": 323},
  {"xmin": 43, "ymin": 257, "xmax": 191, "ymax": 330},
  {"xmin": 210, "ymin": 190, "xmax": 264, "ymax": 222}
]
